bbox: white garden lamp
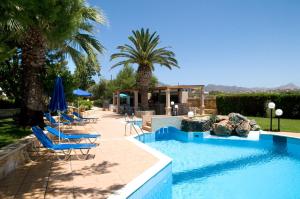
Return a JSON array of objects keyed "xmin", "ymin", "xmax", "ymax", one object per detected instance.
[
  {"xmin": 268, "ymin": 102, "xmax": 275, "ymax": 109},
  {"xmin": 268, "ymin": 102, "xmax": 276, "ymax": 131},
  {"xmin": 171, "ymin": 101, "xmax": 175, "ymax": 106},
  {"xmin": 174, "ymin": 104, "xmax": 179, "ymax": 116},
  {"xmin": 188, "ymin": 111, "xmax": 194, "ymax": 118},
  {"xmin": 275, "ymin": 109, "xmax": 283, "ymax": 132}
]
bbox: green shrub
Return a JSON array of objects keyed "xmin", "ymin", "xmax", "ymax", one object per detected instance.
[
  {"xmin": 0, "ymin": 99, "xmax": 16, "ymax": 109},
  {"xmin": 216, "ymin": 93, "xmax": 300, "ymax": 119},
  {"xmin": 79, "ymin": 100, "xmax": 93, "ymax": 110},
  {"xmin": 93, "ymin": 99, "xmax": 102, "ymax": 107}
]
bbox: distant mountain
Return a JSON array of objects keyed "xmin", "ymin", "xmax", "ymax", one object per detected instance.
[
  {"xmin": 275, "ymin": 83, "xmax": 299, "ymax": 90},
  {"xmin": 205, "ymin": 83, "xmax": 300, "ymax": 93}
]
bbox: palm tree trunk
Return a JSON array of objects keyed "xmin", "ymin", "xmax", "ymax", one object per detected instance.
[
  {"xmin": 19, "ymin": 27, "xmax": 46, "ymax": 127},
  {"xmin": 137, "ymin": 65, "xmax": 152, "ymax": 110}
]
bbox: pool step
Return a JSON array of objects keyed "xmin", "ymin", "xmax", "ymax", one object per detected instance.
[{"xmin": 143, "ymin": 125, "xmax": 152, "ymax": 132}]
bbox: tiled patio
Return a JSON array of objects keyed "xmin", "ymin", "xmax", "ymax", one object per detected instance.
[{"xmin": 0, "ymin": 111, "xmax": 158, "ymax": 199}]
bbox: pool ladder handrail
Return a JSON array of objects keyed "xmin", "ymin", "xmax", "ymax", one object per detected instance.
[{"xmin": 124, "ymin": 114, "xmax": 144, "ymax": 136}]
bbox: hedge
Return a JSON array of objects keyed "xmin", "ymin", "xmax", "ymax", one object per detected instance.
[
  {"xmin": 216, "ymin": 93, "xmax": 300, "ymax": 119},
  {"xmin": 0, "ymin": 99, "xmax": 17, "ymax": 109}
]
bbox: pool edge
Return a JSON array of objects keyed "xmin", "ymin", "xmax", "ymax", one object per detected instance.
[{"xmin": 108, "ymin": 134, "xmax": 172, "ymax": 199}]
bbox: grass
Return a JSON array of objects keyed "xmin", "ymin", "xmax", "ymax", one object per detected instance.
[
  {"xmin": 0, "ymin": 118, "xmax": 31, "ymax": 148},
  {"xmin": 248, "ymin": 116, "xmax": 300, "ymax": 133}
]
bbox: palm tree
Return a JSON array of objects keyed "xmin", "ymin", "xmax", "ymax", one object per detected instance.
[
  {"xmin": 0, "ymin": 0, "xmax": 105, "ymax": 126},
  {"xmin": 62, "ymin": 5, "xmax": 106, "ymax": 70},
  {"xmin": 111, "ymin": 28, "xmax": 179, "ymax": 110}
]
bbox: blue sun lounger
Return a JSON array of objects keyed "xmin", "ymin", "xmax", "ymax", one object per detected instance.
[
  {"xmin": 73, "ymin": 111, "xmax": 99, "ymax": 123},
  {"xmin": 32, "ymin": 126, "xmax": 96, "ymax": 160},
  {"xmin": 45, "ymin": 126, "xmax": 100, "ymax": 143},
  {"xmin": 61, "ymin": 113, "xmax": 83, "ymax": 125},
  {"xmin": 44, "ymin": 112, "xmax": 71, "ymax": 127}
]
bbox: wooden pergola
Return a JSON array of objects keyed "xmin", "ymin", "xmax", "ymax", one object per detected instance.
[{"xmin": 112, "ymin": 85, "xmax": 205, "ymax": 115}]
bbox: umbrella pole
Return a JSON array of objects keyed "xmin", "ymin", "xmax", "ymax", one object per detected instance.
[{"xmin": 58, "ymin": 111, "xmax": 61, "ymax": 143}]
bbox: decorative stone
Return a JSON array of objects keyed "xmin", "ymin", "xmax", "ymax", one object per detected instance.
[
  {"xmin": 249, "ymin": 120, "xmax": 261, "ymax": 131},
  {"xmin": 181, "ymin": 112, "xmax": 260, "ymax": 138},
  {"xmin": 228, "ymin": 113, "xmax": 248, "ymax": 127},
  {"xmin": 215, "ymin": 115, "xmax": 229, "ymax": 123},
  {"xmin": 235, "ymin": 120, "xmax": 251, "ymax": 137},
  {"xmin": 212, "ymin": 120, "xmax": 234, "ymax": 136},
  {"xmin": 181, "ymin": 119, "xmax": 212, "ymax": 132}
]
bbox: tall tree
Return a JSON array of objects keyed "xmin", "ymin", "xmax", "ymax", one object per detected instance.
[
  {"xmin": 113, "ymin": 64, "xmax": 137, "ymax": 90},
  {"xmin": 111, "ymin": 28, "xmax": 179, "ymax": 110},
  {"xmin": 0, "ymin": 0, "xmax": 105, "ymax": 126},
  {"xmin": 73, "ymin": 56, "xmax": 100, "ymax": 90}
]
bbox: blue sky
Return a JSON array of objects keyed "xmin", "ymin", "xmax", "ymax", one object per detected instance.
[{"xmin": 73, "ymin": 0, "xmax": 300, "ymax": 87}]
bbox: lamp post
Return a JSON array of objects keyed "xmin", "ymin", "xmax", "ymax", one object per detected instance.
[
  {"xmin": 171, "ymin": 101, "xmax": 175, "ymax": 116},
  {"xmin": 275, "ymin": 109, "xmax": 283, "ymax": 132},
  {"xmin": 188, "ymin": 111, "xmax": 194, "ymax": 119},
  {"xmin": 268, "ymin": 102, "xmax": 276, "ymax": 131},
  {"xmin": 174, "ymin": 104, "xmax": 178, "ymax": 116}
]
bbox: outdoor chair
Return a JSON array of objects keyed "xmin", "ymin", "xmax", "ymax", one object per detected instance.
[
  {"xmin": 44, "ymin": 112, "xmax": 71, "ymax": 127},
  {"xmin": 31, "ymin": 126, "xmax": 96, "ymax": 160},
  {"xmin": 61, "ymin": 113, "xmax": 83, "ymax": 125},
  {"xmin": 73, "ymin": 111, "xmax": 99, "ymax": 123},
  {"xmin": 45, "ymin": 126, "xmax": 100, "ymax": 144}
]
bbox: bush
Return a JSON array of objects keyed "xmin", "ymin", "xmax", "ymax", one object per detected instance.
[
  {"xmin": 0, "ymin": 99, "xmax": 17, "ymax": 109},
  {"xmin": 93, "ymin": 99, "xmax": 110, "ymax": 108},
  {"xmin": 79, "ymin": 100, "xmax": 93, "ymax": 110},
  {"xmin": 93, "ymin": 99, "xmax": 102, "ymax": 107},
  {"xmin": 216, "ymin": 93, "xmax": 300, "ymax": 119}
]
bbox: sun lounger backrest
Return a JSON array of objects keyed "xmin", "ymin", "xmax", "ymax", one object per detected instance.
[
  {"xmin": 46, "ymin": 126, "xmax": 66, "ymax": 138},
  {"xmin": 44, "ymin": 113, "xmax": 56, "ymax": 124},
  {"xmin": 61, "ymin": 113, "xmax": 74, "ymax": 122},
  {"xmin": 32, "ymin": 126, "xmax": 54, "ymax": 148},
  {"xmin": 73, "ymin": 112, "xmax": 82, "ymax": 119}
]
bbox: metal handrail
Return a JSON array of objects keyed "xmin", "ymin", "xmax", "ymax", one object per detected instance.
[{"xmin": 124, "ymin": 114, "xmax": 144, "ymax": 136}]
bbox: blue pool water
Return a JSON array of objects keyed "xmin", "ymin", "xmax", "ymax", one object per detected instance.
[{"xmin": 137, "ymin": 128, "xmax": 300, "ymax": 199}]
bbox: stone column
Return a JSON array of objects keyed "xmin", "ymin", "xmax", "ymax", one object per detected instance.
[
  {"xmin": 112, "ymin": 93, "xmax": 116, "ymax": 105},
  {"xmin": 178, "ymin": 89, "xmax": 182, "ymax": 103},
  {"xmin": 134, "ymin": 90, "xmax": 138, "ymax": 112},
  {"xmin": 165, "ymin": 89, "xmax": 171, "ymax": 115},
  {"xmin": 116, "ymin": 91, "xmax": 120, "ymax": 113},
  {"xmin": 200, "ymin": 87, "xmax": 205, "ymax": 115}
]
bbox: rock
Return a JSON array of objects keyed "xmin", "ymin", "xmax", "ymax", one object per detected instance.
[
  {"xmin": 215, "ymin": 115, "xmax": 229, "ymax": 123},
  {"xmin": 235, "ymin": 120, "xmax": 251, "ymax": 137},
  {"xmin": 212, "ymin": 120, "xmax": 234, "ymax": 136},
  {"xmin": 228, "ymin": 113, "xmax": 248, "ymax": 127},
  {"xmin": 209, "ymin": 113, "xmax": 260, "ymax": 137},
  {"xmin": 249, "ymin": 120, "xmax": 261, "ymax": 131},
  {"xmin": 181, "ymin": 119, "xmax": 212, "ymax": 132}
]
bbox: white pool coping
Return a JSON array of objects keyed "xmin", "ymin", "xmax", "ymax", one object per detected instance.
[
  {"xmin": 108, "ymin": 134, "xmax": 172, "ymax": 199},
  {"xmin": 202, "ymin": 131, "xmax": 261, "ymax": 141}
]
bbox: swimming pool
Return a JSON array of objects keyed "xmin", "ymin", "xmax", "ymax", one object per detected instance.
[{"xmin": 136, "ymin": 127, "xmax": 300, "ymax": 199}]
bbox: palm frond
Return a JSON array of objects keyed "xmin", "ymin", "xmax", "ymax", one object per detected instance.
[{"xmin": 111, "ymin": 28, "xmax": 179, "ymax": 70}]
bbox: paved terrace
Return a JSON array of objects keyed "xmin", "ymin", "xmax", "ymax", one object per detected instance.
[{"xmin": 0, "ymin": 111, "xmax": 158, "ymax": 199}]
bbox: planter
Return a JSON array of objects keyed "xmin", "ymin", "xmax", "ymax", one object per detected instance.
[{"xmin": 0, "ymin": 135, "xmax": 34, "ymax": 180}]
